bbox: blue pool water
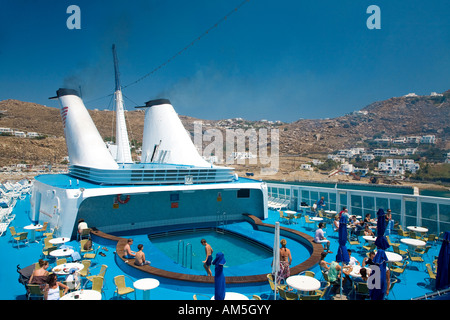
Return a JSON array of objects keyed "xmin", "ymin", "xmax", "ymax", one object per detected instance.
[{"xmin": 149, "ymin": 229, "xmax": 272, "ymax": 271}]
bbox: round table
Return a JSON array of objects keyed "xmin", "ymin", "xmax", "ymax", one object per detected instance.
[
  {"xmin": 310, "ymin": 217, "xmax": 323, "ymax": 228},
  {"xmin": 400, "ymin": 238, "xmax": 426, "ymax": 248},
  {"xmin": 284, "ymin": 210, "xmax": 297, "ymax": 223},
  {"xmin": 385, "ymin": 251, "xmax": 403, "ymax": 262},
  {"xmin": 49, "ymin": 237, "xmax": 70, "ymax": 246},
  {"xmin": 60, "ymin": 289, "xmax": 102, "ymax": 300},
  {"xmin": 299, "ymin": 205, "xmax": 309, "ymax": 213},
  {"xmin": 23, "ymin": 224, "xmax": 43, "ymax": 243},
  {"xmin": 50, "ymin": 248, "xmax": 74, "ymax": 258},
  {"xmin": 52, "ymin": 262, "xmax": 84, "ymax": 275},
  {"xmin": 349, "ymin": 265, "xmax": 371, "ymax": 278},
  {"xmin": 363, "ymin": 236, "xmax": 377, "ymax": 243},
  {"xmin": 325, "ymin": 210, "xmax": 337, "ymax": 215},
  {"xmin": 286, "ymin": 275, "xmax": 321, "ymax": 292},
  {"xmin": 211, "ymin": 292, "xmax": 249, "ymax": 300},
  {"xmin": 133, "ymin": 278, "xmax": 160, "ymax": 300},
  {"xmin": 407, "ymin": 226, "xmax": 428, "ymax": 233}
]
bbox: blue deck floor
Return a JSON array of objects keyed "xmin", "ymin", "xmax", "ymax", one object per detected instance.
[{"xmin": 0, "ymin": 194, "xmax": 443, "ymax": 300}]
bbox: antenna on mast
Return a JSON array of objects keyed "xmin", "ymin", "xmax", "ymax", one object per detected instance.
[
  {"xmin": 112, "ymin": 44, "xmax": 133, "ymax": 164},
  {"xmin": 112, "ymin": 44, "xmax": 121, "ymax": 91}
]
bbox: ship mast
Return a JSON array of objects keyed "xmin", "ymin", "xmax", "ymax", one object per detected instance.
[{"xmin": 112, "ymin": 44, "xmax": 133, "ymax": 164}]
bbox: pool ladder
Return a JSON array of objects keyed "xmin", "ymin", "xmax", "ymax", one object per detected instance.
[
  {"xmin": 177, "ymin": 240, "xmax": 193, "ymax": 269},
  {"xmin": 216, "ymin": 211, "xmax": 227, "ymax": 234}
]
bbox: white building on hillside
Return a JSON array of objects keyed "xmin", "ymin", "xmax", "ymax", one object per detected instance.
[
  {"xmin": 14, "ymin": 131, "xmax": 26, "ymax": 138},
  {"xmin": 420, "ymin": 135, "xmax": 436, "ymax": 144},
  {"xmin": 378, "ymin": 158, "xmax": 420, "ymax": 176},
  {"xmin": 362, "ymin": 154, "xmax": 375, "ymax": 161}
]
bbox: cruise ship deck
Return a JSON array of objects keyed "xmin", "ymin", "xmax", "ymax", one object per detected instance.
[{"xmin": 1, "ymin": 180, "xmax": 449, "ymax": 301}]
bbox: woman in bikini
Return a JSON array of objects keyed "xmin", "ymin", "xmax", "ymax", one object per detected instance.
[{"xmin": 278, "ymin": 239, "xmax": 292, "ymax": 283}]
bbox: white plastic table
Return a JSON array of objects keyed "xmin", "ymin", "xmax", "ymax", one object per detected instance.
[
  {"xmin": 52, "ymin": 262, "xmax": 84, "ymax": 275},
  {"xmin": 284, "ymin": 210, "xmax": 297, "ymax": 223},
  {"xmin": 211, "ymin": 292, "xmax": 249, "ymax": 300},
  {"xmin": 310, "ymin": 217, "xmax": 323, "ymax": 227},
  {"xmin": 60, "ymin": 290, "xmax": 102, "ymax": 300},
  {"xmin": 363, "ymin": 236, "xmax": 377, "ymax": 243},
  {"xmin": 385, "ymin": 251, "xmax": 402, "ymax": 262},
  {"xmin": 349, "ymin": 265, "xmax": 371, "ymax": 278},
  {"xmin": 286, "ymin": 275, "xmax": 321, "ymax": 293},
  {"xmin": 400, "ymin": 238, "xmax": 426, "ymax": 248},
  {"xmin": 133, "ymin": 278, "xmax": 160, "ymax": 300},
  {"xmin": 407, "ymin": 226, "xmax": 428, "ymax": 233},
  {"xmin": 23, "ymin": 224, "xmax": 43, "ymax": 243},
  {"xmin": 50, "ymin": 248, "xmax": 74, "ymax": 258},
  {"xmin": 49, "ymin": 237, "xmax": 70, "ymax": 246},
  {"xmin": 299, "ymin": 205, "xmax": 310, "ymax": 214}
]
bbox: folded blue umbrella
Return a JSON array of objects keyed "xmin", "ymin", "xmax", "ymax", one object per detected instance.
[
  {"xmin": 212, "ymin": 252, "xmax": 226, "ymax": 300},
  {"xmin": 336, "ymin": 214, "xmax": 349, "ymax": 264},
  {"xmin": 436, "ymin": 231, "xmax": 450, "ymax": 291},
  {"xmin": 375, "ymin": 208, "xmax": 389, "ymax": 250},
  {"xmin": 370, "ymin": 249, "xmax": 388, "ymax": 300}
]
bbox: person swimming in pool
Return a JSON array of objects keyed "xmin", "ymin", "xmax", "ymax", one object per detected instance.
[{"xmin": 201, "ymin": 238, "xmax": 213, "ymax": 276}]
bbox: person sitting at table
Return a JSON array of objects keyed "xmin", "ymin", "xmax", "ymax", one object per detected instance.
[
  {"xmin": 28, "ymin": 259, "xmax": 49, "ymax": 285},
  {"xmin": 328, "ymin": 260, "xmax": 352, "ymax": 294},
  {"xmin": 44, "ymin": 273, "xmax": 69, "ymax": 300},
  {"xmin": 319, "ymin": 252, "xmax": 331, "ymax": 274},
  {"xmin": 123, "ymin": 238, "xmax": 136, "ymax": 259},
  {"xmin": 351, "ymin": 220, "xmax": 365, "ymax": 239},
  {"xmin": 333, "ymin": 215, "xmax": 340, "ymax": 232},
  {"xmin": 314, "ymin": 222, "xmax": 332, "ymax": 253},
  {"xmin": 134, "ymin": 244, "xmax": 151, "ymax": 266},
  {"xmin": 65, "ymin": 268, "xmax": 81, "ymax": 291},
  {"xmin": 362, "ymin": 251, "xmax": 376, "ymax": 267},
  {"xmin": 364, "ymin": 213, "xmax": 375, "ymax": 225},
  {"xmin": 364, "ymin": 225, "xmax": 374, "ymax": 237},
  {"xmin": 353, "ymin": 267, "xmax": 368, "ymax": 284},
  {"xmin": 77, "ymin": 218, "xmax": 88, "ymax": 234},
  {"xmin": 347, "ymin": 249, "xmax": 360, "ymax": 266}
]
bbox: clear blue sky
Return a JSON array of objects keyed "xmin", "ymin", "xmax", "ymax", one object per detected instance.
[{"xmin": 1, "ymin": 0, "xmax": 449, "ymax": 122}]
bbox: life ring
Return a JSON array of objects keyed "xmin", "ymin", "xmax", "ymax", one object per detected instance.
[{"xmin": 117, "ymin": 194, "xmax": 130, "ymax": 204}]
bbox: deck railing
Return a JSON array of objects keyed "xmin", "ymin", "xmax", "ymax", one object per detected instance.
[{"xmin": 267, "ymin": 182, "xmax": 450, "ymax": 236}]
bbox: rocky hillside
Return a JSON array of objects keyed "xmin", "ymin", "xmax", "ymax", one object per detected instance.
[
  {"xmin": 0, "ymin": 90, "xmax": 449, "ymax": 167},
  {"xmin": 279, "ymin": 90, "xmax": 450, "ymax": 155}
]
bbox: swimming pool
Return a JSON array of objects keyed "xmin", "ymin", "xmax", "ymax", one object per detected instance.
[{"xmin": 149, "ymin": 228, "xmax": 273, "ymax": 271}]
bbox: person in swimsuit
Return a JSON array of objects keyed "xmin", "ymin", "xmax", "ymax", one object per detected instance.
[
  {"xmin": 275, "ymin": 239, "xmax": 292, "ymax": 285},
  {"xmin": 123, "ymin": 239, "xmax": 136, "ymax": 259},
  {"xmin": 29, "ymin": 259, "xmax": 49, "ymax": 285},
  {"xmin": 134, "ymin": 244, "xmax": 150, "ymax": 266},
  {"xmin": 201, "ymin": 239, "xmax": 213, "ymax": 276},
  {"xmin": 44, "ymin": 273, "xmax": 69, "ymax": 300}
]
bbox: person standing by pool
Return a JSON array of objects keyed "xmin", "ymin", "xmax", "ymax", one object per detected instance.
[
  {"xmin": 134, "ymin": 244, "xmax": 151, "ymax": 266},
  {"xmin": 279, "ymin": 239, "xmax": 292, "ymax": 282},
  {"xmin": 201, "ymin": 239, "xmax": 213, "ymax": 276},
  {"xmin": 123, "ymin": 239, "xmax": 136, "ymax": 259}
]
